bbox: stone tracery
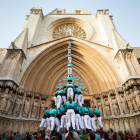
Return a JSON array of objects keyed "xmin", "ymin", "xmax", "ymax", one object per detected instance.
[{"xmin": 53, "ymin": 24, "xmax": 86, "ymax": 40}]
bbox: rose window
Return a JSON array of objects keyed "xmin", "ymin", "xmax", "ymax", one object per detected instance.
[{"xmin": 52, "ymin": 24, "xmax": 86, "ymax": 40}]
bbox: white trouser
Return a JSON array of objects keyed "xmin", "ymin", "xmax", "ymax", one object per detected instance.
[
  {"xmin": 47, "ymin": 118, "xmax": 50, "ymax": 130},
  {"xmin": 97, "ymin": 117, "xmax": 103, "ymax": 128},
  {"xmin": 39, "ymin": 118, "xmax": 47, "ymax": 128},
  {"xmin": 89, "ymin": 117, "xmax": 92, "ymax": 130},
  {"xmin": 66, "ymin": 109, "xmax": 75, "ymax": 130},
  {"xmin": 62, "ymin": 96, "xmax": 66, "ymax": 103},
  {"xmin": 67, "ymin": 88, "xmax": 74, "ymax": 97},
  {"xmin": 54, "ymin": 96, "xmax": 57, "ymax": 106},
  {"xmin": 81, "ymin": 116, "xmax": 84, "ymax": 129},
  {"xmin": 68, "ymin": 67, "xmax": 72, "ymax": 75},
  {"xmin": 68, "ymin": 49, "xmax": 71, "ymax": 55},
  {"xmin": 84, "ymin": 115, "xmax": 90, "ymax": 129},
  {"xmin": 49, "ymin": 117, "xmax": 55, "ymax": 130},
  {"xmin": 75, "ymin": 114, "xmax": 83, "ymax": 130},
  {"xmin": 57, "ymin": 95, "xmax": 62, "ymax": 109},
  {"xmin": 78, "ymin": 94, "xmax": 84, "ymax": 107},
  {"xmin": 55, "ymin": 118, "xmax": 60, "ymax": 132},
  {"xmin": 68, "ymin": 57, "xmax": 72, "ymax": 64},
  {"xmin": 74, "ymin": 94, "xmax": 78, "ymax": 103},
  {"xmin": 91, "ymin": 117, "xmax": 97, "ymax": 131},
  {"xmin": 60, "ymin": 115, "xmax": 66, "ymax": 128}
]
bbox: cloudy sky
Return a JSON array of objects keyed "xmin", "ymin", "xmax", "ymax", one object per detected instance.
[{"xmin": 0, "ymin": 0, "xmax": 140, "ymax": 48}]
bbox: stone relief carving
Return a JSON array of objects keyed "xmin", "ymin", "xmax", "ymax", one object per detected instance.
[
  {"xmin": 112, "ymin": 98, "xmax": 120, "ymax": 115},
  {"xmin": 104, "ymin": 99, "xmax": 111, "ymax": 116},
  {"xmin": 120, "ymin": 95, "xmax": 129, "ymax": 114},
  {"xmin": 13, "ymin": 96, "xmax": 22, "ymax": 115},
  {"xmin": 40, "ymin": 101, "xmax": 45, "ymax": 118},
  {"xmin": 0, "ymin": 88, "xmax": 9, "ymax": 113},
  {"xmin": 32, "ymin": 99, "xmax": 38, "ymax": 118},
  {"xmin": 7, "ymin": 50, "xmax": 19, "ymax": 60},
  {"xmin": 130, "ymin": 92, "xmax": 138, "ymax": 111},
  {"xmin": 5, "ymin": 90, "xmax": 14, "ymax": 114},
  {"xmin": 23, "ymin": 98, "xmax": 30, "ymax": 116},
  {"xmin": 127, "ymin": 93, "xmax": 134, "ymax": 113},
  {"xmin": 53, "ymin": 24, "xmax": 86, "ymax": 40},
  {"xmin": 133, "ymin": 86, "xmax": 140, "ymax": 108}
]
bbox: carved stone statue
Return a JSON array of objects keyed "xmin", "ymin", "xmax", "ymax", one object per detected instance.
[
  {"xmin": 127, "ymin": 94, "xmax": 134, "ymax": 113},
  {"xmin": 40, "ymin": 101, "xmax": 45, "ymax": 118},
  {"xmin": 120, "ymin": 95, "xmax": 129, "ymax": 114},
  {"xmin": 13, "ymin": 96, "xmax": 22, "ymax": 114},
  {"xmin": 23, "ymin": 98, "xmax": 30, "ymax": 116},
  {"xmin": 134, "ymin": 88, "xmax": 140, "ymax": 108},
  {"xmin": 130, "ymin": 92, "xmax": 138, "ymax": 110},
  {"xmin": 104, "ymin": 99, "xmax": 111, "ymax": 116},
  {"xmin": 97, "ymin": 101, "xmax": 102, "ymax": 116},
  {"xmin": 5, "ymin": 90, "xmax": 14, "ymax": 114},
  {"xmin": 0, "ymin": 88, "xmax": 9, "ymax": 112},
  {"xmin": 32, "ymin": 99, "xmax": 38, "ymax": 118},
  {"xmin": 112, "ymin": 98, "xmax": 119, "ymax": 115}
]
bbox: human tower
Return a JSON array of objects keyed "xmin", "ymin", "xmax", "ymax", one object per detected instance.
[{"xmin": 38, "ymin": 42, "xmax": 103, "ymax": 136}]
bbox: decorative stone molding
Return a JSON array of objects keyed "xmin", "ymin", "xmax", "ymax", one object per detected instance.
[
  {"xmin": 108, "ymin": 89, "xmax": 115, "ymax": 96},
  {"xmin": 136, "ymin": 79, "xmax": 140, "ymax": 85},
  {"xmin": 7, "ymin": 50, "xmax": 19, "ymax": 60},
  {"xmin": 26, "ymin": 91, "xmax": 33, "ymax": 97},
  {"xmin": 5, "ymin": 81, "xmax": 14, "ymax": 89},
  {"xmin": 96, "ymin": 9, "xmax": 109, "ymax": 18},
  {"xmin": 128, "ymin": 79, "xmax": 136, "ymax": 87},
  {"xmin": 101, "ymin": 91, "xmax": 108, "ymax": 98},
  {"xmin": 41, "ymin": 94, "xmax": 47, "ymax": 100},
  {"xmin": 116, "ymin": 87, "xmax": 124, "ymax": 94},
  {"xmin": 121, "ymin": 51, "xmax": 134, "ymax": 60},
  {"xmin": 34, "ymin": 92, "xmax": 40, "ymax": 99},
  {"xmin": 30, "ymin": 7, "xmax": 43, "ymax": 18},
  {"xmin": 94, "ymin": 93, "xmax": 101, "ymax": 99},
  {"xmin": 0, "ymin": 81, "xmax": 5, "ymax": 87},
  {"xmin": 18, "ymin": 87, "xmax": 25, "ymax": 95}
]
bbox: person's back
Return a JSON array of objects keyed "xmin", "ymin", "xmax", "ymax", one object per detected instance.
[
  {"xmin": 64, "ymin": 132, "xmax": 77, "ymax": 140},
  {"xmin": 80, "ymin": 129, "xmax": 90, "ymax": 140}
]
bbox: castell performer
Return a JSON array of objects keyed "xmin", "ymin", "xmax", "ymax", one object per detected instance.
[
  {"xmin": 48, "ymin": 105, "xmax": 57, "ymax": 136},
  {"xmin": 59, "ymin": 102, "xmax": 67, "ymax": 133},
  {"xmin": 93, "ymin": 105, "xmax": 103, "ymax": 130},
  {"xmin": 74, "ymin": 86, "xmax": 84, "ymax": 107},
  {"xmin": 87, "ymin": 105, "xmax": 97, "ymax": 131},
  {"xmin": 64, "ymin": 97, "xmax": 77, "ymax": 132},
  {"xmin": 56, "ymin": 88, "xmax": 62, "ymax": 109},
  {"xmin": 82, "ymin": 104, "xmax": 90, "ymax": 129},
  {"xmin": 75, "ymin": 105, "xmax": 84, "ymax": 131},
  {"xmin": 37, "ymin": 107, "xmax": 49, "ymax": 132},
  {"xmin": 54, "ymin": 88, "xmax": 59, "ymax": 106},
  {"xmin": 55, "ymin": 107, "xmax": 61, "ymax": 132},
  {"xmin": 60, "ymin": 86, "xmax": 66, "ymax": 103}
]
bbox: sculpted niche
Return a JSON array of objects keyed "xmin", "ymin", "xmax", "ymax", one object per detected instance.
[
  {"xmin": 32, "ymin": 99, "xmax": 38, "ymax": 118},
  {"xmin": 112, "ymin": 98, "xmax": 120, "ymax": 115},
  {"xmin": 120, "ymin": 95, "xmax": 129, "ymax": 114},
  {"xmin": 104, "ymin": 99, "xmax": 111, "ymax": 116},
  {"xmin": 13, "ymin": 96, "xmax": 22, "ymax": 115},
  {"xmin": 23, "ymin": 98, "xmax": 30, "ymax": 116},
  {"xmin": 40, "ymin": 101, "xmax": 45, "ymax": 118}
]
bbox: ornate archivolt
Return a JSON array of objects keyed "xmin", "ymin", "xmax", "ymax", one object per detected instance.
[
  {"xmin": 20, "ymin": 38, "xmax": 121, "ymax": 95},
  {"xmin": 46, "ymin": 17, "xmax": 93, "ymax": 41}
]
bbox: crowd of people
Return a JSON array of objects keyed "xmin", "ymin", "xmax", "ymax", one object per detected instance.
[{"xmin": 1, "ymin": 128, "xmax": 140, "ymax": 140}]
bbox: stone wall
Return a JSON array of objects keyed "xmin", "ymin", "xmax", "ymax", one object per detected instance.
[{"xmin": 0, "ymin": 79, "xmax": 140, "ymax": 134}]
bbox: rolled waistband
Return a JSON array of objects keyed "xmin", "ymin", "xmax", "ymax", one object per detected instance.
[
  {"xmin": 84, "ymin": 113, "xmax": 89, "ymax": 115},
  {"xmin": 67, "ymin": 107, "xmax": 75, "ymax": 110},
  {"xmin": 50, "ymin": 114, "xmax": 55, "ymax": 117}
]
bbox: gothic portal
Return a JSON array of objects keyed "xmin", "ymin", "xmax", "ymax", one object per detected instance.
[{"xmin": 0, "ymin": 7, "xmax": 140, "ymax": 134}]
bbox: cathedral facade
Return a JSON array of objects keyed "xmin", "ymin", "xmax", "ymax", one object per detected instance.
[{"xmin": 0, "ymin": 7, "xmax": 140, "ymax": 134}]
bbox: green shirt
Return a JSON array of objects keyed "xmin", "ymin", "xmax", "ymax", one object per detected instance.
[
  {"xmin": 55, "ymin": 91, "xmax": 59, "ymax": 95},
  {"xmin": 64, "ymin": 101, "xmax": 77, "ymax": 108},
  {"xmin": 93, "ymin": 108, "xmax": 100, "ymax": 115},
  {"xmin": 80, "ymin": 134, "xmax": 89, "ymax": 140},
  {"xmin": 59, "ymin": 89, "xmax": 64, "ymax": 94},
  {"xmin": 16, "ymin": 136, "xmax": 22, "ymax": 140}
]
